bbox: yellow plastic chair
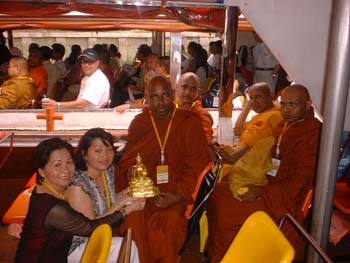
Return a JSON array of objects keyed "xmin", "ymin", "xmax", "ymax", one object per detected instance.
[
  {"xmin": 80, "ymin": 224, "xmax": 112, "ymax": 263},
  {"xmin": 220, "ymin": 211, "xmax": 295, "ymax": 263}
]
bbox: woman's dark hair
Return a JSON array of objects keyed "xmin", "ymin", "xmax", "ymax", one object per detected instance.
[
  {"xmin": 33, "ymin": 138, "xmax": 74, "ymax": 184},
  {"xmin": 75, "ymin": 128, "xmax": 115, "ymax": 171}
]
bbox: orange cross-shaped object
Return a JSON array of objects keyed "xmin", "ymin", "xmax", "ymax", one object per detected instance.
[{"xmin": 36, "ymin": 107, "xmax": 63, "ymax": 132}]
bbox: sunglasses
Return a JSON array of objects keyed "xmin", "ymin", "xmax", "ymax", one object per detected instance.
[{"xmin": 79, "ymin": 58, "xmax": 96, "ymax": 65}]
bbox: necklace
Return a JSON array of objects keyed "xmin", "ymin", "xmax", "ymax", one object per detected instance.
[
  {"xmin": 149, "ymin": 107, "xmax": 177, "ymax": 165},
  {"xmin": 88, "ymin": 170, "xmax": 111, "ymax": 209},
  {"xmin": 42, "ymin": 179, "xmax": 65, "ymax": 200},
  {"xmin": 101, "ymin": 171, "xmax": 111, "ymax": 209}
]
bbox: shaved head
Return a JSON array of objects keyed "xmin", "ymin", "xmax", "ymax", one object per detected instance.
[
  {"xmin": 282, "ymin": 84, "xmax": 310, "ymax": 102},
  {"xmin": 8, "ymin": 56, "xmax": 29, "ymax": 77},
  {"xmin": 179, "ymin": 72, "xmax": 200, "ymax": 89},
  {"xmin": 249, "ymin": 82, "xmax": 272, "ymax": 96},
  {"xmin": 280, "ymin": 84, "xmax": 312, "ymax": 123},
  {"xmin": 248, "ymin": 82, "xmax": 274, "ymax": 113},
  {"xmin": 146, "ymin": 75, "xmax": 174, "ymax": 119},
  {"xmin": 11, "ymin": 57, "xmax": 28, "ymax": 72},
  {"xmin": 177, "ymin": 73, "xmax": 200, "ymax": 109}
]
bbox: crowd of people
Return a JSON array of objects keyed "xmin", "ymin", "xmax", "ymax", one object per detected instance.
[
  {"xmin": 0, "ymin": 30, "xmax": 288, "ymax": 111},
  {"xmin": 1, "ymin": 33, "xmax": 323, "ymax": 263}
]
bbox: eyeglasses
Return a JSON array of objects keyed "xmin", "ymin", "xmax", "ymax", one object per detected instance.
[{"xmin": 79, "ymin": 58, "xmax": 95, "ymax": 65}]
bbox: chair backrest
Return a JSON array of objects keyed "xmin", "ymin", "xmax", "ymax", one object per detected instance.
[
  {"xmin": 221, "ymin": 211, "xmax": 295, "ymax": 263},
  {"xmin": 185, "ymin": 161, "xmax": 212, "ymax": 219},
  {"xmin": 80, "ymin": 224, "xmax": 112, "ymax": 263},
  {"xmin": 186, "ymin": 152, "xmax": 223, "ymax": 219}
]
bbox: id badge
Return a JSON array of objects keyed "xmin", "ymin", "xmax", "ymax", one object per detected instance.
[
  {"xmin": 157, "ymin": 165, "xmax": 169, "ymax": 184},
  {"xmin": 267, "ymin": 158, "xmax": 281, "ymax": 177},
  {"xmin": 213, "ymin": 96, "xmax": 219, "ymax": 107}
]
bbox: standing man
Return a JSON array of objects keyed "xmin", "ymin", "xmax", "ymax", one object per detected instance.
[
  {"xmin": 115, "ymin": 75, "xmax": 210, "ymax": 263},
  {"xmin": 0, "ymin": 57, "xmax": 35, "ymax": 109},
  {"xmin": 42, "ymin": 48, "xmax": 110, "ymax": 109},
  {"xmin": 252, "ymin": 31, "xmax": 280, "ymax": 95},
  {"xmin": 206, "ymin": 84, "xmax": 321, "ymax": 262}
]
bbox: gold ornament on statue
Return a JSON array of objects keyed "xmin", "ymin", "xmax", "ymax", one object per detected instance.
[{"xmin": 128, "ymin": 153, "xmax": 159, "ymax": 197}]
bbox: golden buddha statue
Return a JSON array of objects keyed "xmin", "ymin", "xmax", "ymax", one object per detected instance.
[{"xmin": 128, "ymin": 153, "xmax": 159, "ymax": 197}]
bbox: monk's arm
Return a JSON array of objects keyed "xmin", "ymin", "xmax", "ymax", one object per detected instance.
[
  {"xmin": 238, "ymin": 111, "xmax": 281, "ymax": 147},
  {"xmin": 175, "ymin": 117, "xmax": 211, "ymax": 203},
  {"xmin": 0, "ymin": 82, "xmax": 17, "ymax": 109},
  {"xmin": 233, "ymin": 100, "xmax": 251, "ymax": 136}
]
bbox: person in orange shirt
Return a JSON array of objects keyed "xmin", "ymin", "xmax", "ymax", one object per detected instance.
[{"xmin": 28, "ymin": 46, "xmax": 48, "ymax": 101}]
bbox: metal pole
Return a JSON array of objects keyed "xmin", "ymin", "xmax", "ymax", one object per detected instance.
[
  {"xmin": 309, "ymin": 0, "xmax": 350, "ymax": 262},
  {"xmin": 169, "ymin": 32, "xmax": 182, "ymax": 90},
  {"xmin": 218, "ymin": 6, "xmax": 238, "ymax": 145}
]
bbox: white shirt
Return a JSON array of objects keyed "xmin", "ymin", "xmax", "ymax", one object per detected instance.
[
  {"xmin": 253, "ymin": 42, "xmax": 277, "ymax": 69},
  {"xmin": 78, "ymin": 69, "xmax": 110, "ymax": 108}
]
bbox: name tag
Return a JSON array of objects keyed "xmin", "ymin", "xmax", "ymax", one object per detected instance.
[
  {"xmin": 157, "ymin": 165, "xmax": 169, "ymax": 184},
  {"xmin": 267, "ymin": 158, "xmax": 281, "ymax": 177},
  {"xmin": 213, "ymin": 96, "xmax": 219, "ymax": 107}
]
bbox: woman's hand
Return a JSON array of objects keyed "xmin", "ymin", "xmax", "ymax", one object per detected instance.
[
  {"xmin": 115, "ymin": 187, "xmax": 130, "ymax": 200},
  {"xmin": 123, "ymin": 197, "xmax": 146, "ymax": 215}
]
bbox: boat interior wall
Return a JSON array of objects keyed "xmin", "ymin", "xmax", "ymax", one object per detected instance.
[
  {"xmin": 0, "ymin": 1, "xmax": 251, "ymax": 32},
  {"xmin": 231, "ymin": 0, "xmax": 332, "ymax": 111}
]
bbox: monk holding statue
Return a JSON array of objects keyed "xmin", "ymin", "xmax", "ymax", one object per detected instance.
[{"xmin": 115, "ymin": 75, "xmax": 210, "ymax": 263}]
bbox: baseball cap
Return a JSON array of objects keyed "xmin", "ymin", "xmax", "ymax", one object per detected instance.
[{"xmin": 78, "ymin": 48, "xmax": 99, "ymax": 62}]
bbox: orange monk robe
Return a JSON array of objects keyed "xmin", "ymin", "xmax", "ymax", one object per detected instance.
[
  {"xmin": 220, "ymin": 106, "xmax": 284, "ymax": 181},
  {"xmin": 190, "ymin": 100, "xmax": 214, "ymax": 144},
  {"xmin": 115, "ymin": 106, "xmax": 211, "ymax": 263},
  {"xmin": 28, "ymin": 66, "xmax": 48, "ymax": 97},
  {"xmin": 236, "ymin": 106, "xmax": 284, "ymax": 148},
  {"xmin": 206, "ymin": 109, "xmax": 321, "ymax": 262}
]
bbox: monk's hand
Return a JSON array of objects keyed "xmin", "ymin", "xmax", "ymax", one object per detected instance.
[
  {"xmin": 216, "ymin": 147, "xmax": 233, "ymax": 164},
  {"xmin": 154, "ymin": 192, "xmax": 182, "ymax": 208},
  {"xmin": 239, "ymin": 185, "xmax": 262, "ymax": 203}
]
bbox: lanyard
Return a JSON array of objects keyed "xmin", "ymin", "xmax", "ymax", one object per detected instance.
[
  {"xmin": 149, "ymin": 108, "xmax": 177, "ymax": 165},
  {"xmin": 276, "ymin": 119, "xmax": 304, "ymax": 157},
  {"xmin": 42, "ymin": 179, "xmax": 65, "ymax": 200},
  {"xmin": 276, "ymin": 122, "xmax": 289, "ymax": 158},
  {"xmin": 101, "ymin": 170, "xmax": 111, "ymax": 209}
]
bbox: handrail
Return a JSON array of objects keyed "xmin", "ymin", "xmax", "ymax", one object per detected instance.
[{"xmin": 278, "ymin": 213, "xmax": 333, "ymax": 263}]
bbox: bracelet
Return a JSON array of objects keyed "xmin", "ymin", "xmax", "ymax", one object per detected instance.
[
  {"xmin": 119, "ymin": 208, "xmax": 127, "ymax": 219},
  {"xmin": 57, "ymin": 102, "xmax": 61, "ymax": 109}
]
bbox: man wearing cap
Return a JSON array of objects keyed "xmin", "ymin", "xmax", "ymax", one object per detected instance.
[{"xmin": 42, "ymin": 48, "xmax": 110, "ymax": 109}]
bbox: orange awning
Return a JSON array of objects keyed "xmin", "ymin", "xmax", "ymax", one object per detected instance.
[{"xmin": 0, "ymin": 1, "xmax": 253, "ymax": 32}]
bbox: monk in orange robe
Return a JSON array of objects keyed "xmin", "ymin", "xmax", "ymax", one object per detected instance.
[
  {"xmin": 28, "ymin": 47, "xmax": 48, "ymax": 98},
  {"xmin": 115, "ymin": 75, "xmax": 210, "ymax": 263},
  {"xmin": 217, "ymin": 82, "xmax": 284, "ymax": 179},
  {"xmin": 176, "ymin": 72, "xmax": 213, "ymax": 145},
  {"xmin": 206, "ymin": 84, "xmax": 321, "ymax": 262}
]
